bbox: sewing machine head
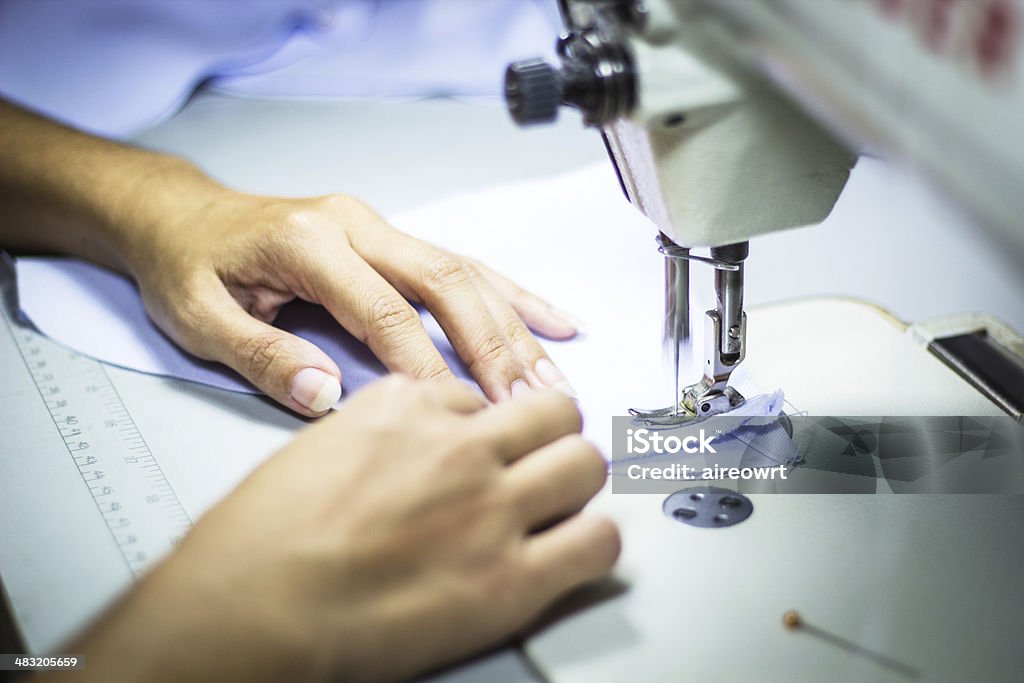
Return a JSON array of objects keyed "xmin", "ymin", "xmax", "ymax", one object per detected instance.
[
  {"xmin": 505, "ymin": 0, "xmax": 856, "ymax": 247},
  {"xmin": 504, "ymin": 0, "xmax": 857, "ymax": 421}
]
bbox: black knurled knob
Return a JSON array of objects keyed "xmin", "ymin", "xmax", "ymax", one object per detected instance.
[{"xmin": 505, "ymin": 58, "xmax": 562, "ymax": 125}]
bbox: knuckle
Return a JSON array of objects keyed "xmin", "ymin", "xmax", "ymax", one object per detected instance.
[
  {"xmin": 501, "ymin": 318, "xmax": 532, "ymax": 346},
  {"xmin": 485, "ymin": 480, "xmax": 518, "ymax": 511},
  {"xmin": 367, "ymin": 296, "xmax": 419, "ymax": 338},
  {"xmin": 467, "ymin": 333, "xmax": 510, "ymax": 372},
  {"xmin": 272, "ymin": 198, "xmax": 361, "ymax": 249},
  {"xmin": 319, "ymin": 192, "xmax": 370, "ymax": 215},
  {"xmin": 270, "ymin": 208, "xmax": 327, "ymax": 255},
  {"xmin": 278, "ymin": 206, "xmax": 317, "ymax": 238},
  {"xmin": 422, "ymin": 253, "xmax": 470, "ymax": 291},
  {"xmin": 235, "ymin": 332, "xmax": 287, "ymax": 385},
  {"xmin": 442, "ymin": 431, "xmax": 501, "ymax": 472},
  {"xmin": 417, "ymin": 364, "xmax": 453, "ymax": 382},
  {"xmin": 439, "ymin": 430, "xmax": 487, "ymax": 464}
]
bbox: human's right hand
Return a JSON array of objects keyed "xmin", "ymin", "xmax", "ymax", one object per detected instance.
[{"xmin": 68, "ymin": 376, "xmax": 619, "ymax": 683}]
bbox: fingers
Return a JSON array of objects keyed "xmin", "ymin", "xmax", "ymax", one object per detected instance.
[
  {"xmin": 304, "ymin": 249, "xmax": 455, "ymax": 383},
  {"xmin": 357, "ymin": 233, "xmax": 531, "ymax": 401},
  {"xmin": 522, "ymin": 515, "xmax": 621, "ymax": 603},
  {"xmin": 176, "ymin": 283, "xmax": 342, "ymax": 417},
  {"xmin": 468, "ymin": 258, "xmax": 582, "ymax": 340},
  {"xmin": 470, "ymin": 389, "xmax": 582, "ymax": 463},
  {"xmin": 503, "ymin": 434, "xmax": 608, "ymax": 530},
  {"xmin": 465, "ymin": 264, "xmax": 577, "ymax": 398},
  {"xmin": 352, "ymin": 225, "xmax": 579, "ymax": 401}
]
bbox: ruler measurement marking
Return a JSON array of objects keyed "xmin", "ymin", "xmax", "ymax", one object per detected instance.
[
  {"xmin": 96, "ymin": 367, "xmax": 193, "ymax": 572},
  {"xmin": 5, "ymin": 308, "xmax": 193, "ymax": 577}
]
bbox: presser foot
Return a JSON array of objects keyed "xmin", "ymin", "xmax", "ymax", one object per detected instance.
[
  {"xmin": 682, "ymin": 383, "xmax": 745, "ymax": 417},
  {"xmin": 629, "ymin": 383, "xmax": 745, "ymax": 427}
]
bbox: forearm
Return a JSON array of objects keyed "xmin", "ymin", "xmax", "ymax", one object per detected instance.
[{"xmin": 0, "ymin": 98, "xmax": 225, "ymax": 272}]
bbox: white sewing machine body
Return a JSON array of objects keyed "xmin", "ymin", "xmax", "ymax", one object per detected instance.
[
  {"xmin": 599, "ymin": 1, "xmax": 856, "ymax": 248},
  {"xmin": 562, "ymin": 0, "xmax": 1024, "ymax": 251}
]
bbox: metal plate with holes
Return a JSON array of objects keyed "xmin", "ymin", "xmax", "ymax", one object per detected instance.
[{"xmin": 662, "ymin": 487, "xmax": 753, "ymax": 528}]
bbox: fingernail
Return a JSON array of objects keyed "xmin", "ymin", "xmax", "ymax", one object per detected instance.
[
  {"xmin": 550, "ymin": 306, "xmax": 588, "ymax": 334},
  {"xmin": 534, "ymin": 358, "xmax": 577, "ymax": 398},
  {"xmin": 290, "ymin": 368, "xmax": 342, "ymax": 413},
  {"xmin": 510, "ymin": 379, "xmax": 531, "ymax": 398}
]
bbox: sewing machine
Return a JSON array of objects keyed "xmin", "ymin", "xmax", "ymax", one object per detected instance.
[
  {"xmin": 504, "ymin": 0, "xmax": 1024, "ymax": 420},
  {"xmin": 497, "ymin": 1, "xmax": 1024, "ymax": 681}
]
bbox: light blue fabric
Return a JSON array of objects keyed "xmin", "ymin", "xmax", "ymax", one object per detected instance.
[
  {"xmin": 211, "ymin": 1, "xmax": 563, "ymax": 100},
  {"xmin": 0, "ymin": 0, "xmax": 560, "ymax": 138}
]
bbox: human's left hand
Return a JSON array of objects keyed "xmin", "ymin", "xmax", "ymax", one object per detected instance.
[
  {"xmin": 117, "ymin": 187, "xmax": 580, "ymax": 416},
  {"xmin": 0, "ymin": 100, "xmax": 580, "ymax": 416}
]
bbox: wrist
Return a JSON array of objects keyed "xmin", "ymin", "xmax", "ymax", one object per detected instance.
[
  {"xmin": 100, "ymin": 154, "xmax": 230, "ymax": 276},
  {"xmin": 0, "ymin": 101, "xmax": 230, "ymax": 272}
]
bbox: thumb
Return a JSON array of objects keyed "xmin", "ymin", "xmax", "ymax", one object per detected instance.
[{"xmin": 181, "ymin": 289, "xmax": 342, "ymax": 417}]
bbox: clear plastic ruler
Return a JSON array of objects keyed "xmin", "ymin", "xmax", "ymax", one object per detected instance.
[{"xmin": 1, "ymin": 282, "xmax": 191, "ymax": 577}]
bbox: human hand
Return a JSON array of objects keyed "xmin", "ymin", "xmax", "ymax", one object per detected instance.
[
  {"xmin": 71, "ymin": 376, "xmax": 618, "ymax": 683},
  {"xmin": 0, "ymin": 101, "xmax": 578, "ymax": 416},
  {"xmin": 118, "ymin": 186, "xmax": 580, "ymax": 416}
]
